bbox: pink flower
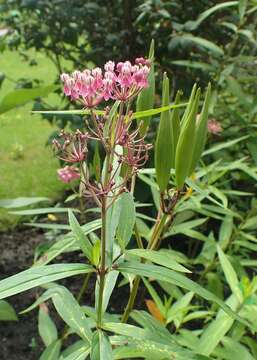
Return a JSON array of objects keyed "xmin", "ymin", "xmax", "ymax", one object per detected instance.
[
  {"xmin": 57, "ymin": 166, "xmax": 80, "ymax": 183},
  {"xmin": 207, "ymin": 119, "xmax": 222, "ymax": 134},
  {"xmin": 60, "ymin": 58, "xmax": 150, "ymax": 107}
]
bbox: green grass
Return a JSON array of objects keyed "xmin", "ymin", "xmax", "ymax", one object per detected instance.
[{"xmin": 0, "ymin": 50, "xmax": 67, "ymax": 229}]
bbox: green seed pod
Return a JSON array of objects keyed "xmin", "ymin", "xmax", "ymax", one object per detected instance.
[
  {"xmin": 155, "ymin": 73, "xmax": 173, "ymax": 192},
  {"xmin": 189, "ymin": 83, "xmax": 212, "ymax": 175},
  {"xmin": 180, "ymin": 83, "xmax": 197, "ymax": 130},
  {"xmin": 175, "ymin": 88, "xmax": 201, "ymax": 190},
  {"xmin": 170, "ymin": 90, "xmax": 182, "ymax": 168},
  {"xmin": 136, "ymin": 39, "xmax": 155, "ymax": 136}
]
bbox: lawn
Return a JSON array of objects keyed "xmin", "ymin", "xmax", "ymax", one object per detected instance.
[{"xmin": 0, "ymin": 50, "xmax": 67, "ymax": 229}]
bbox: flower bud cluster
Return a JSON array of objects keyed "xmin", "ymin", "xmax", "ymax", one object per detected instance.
[
  {"xmin": 60, "ymin": 59, "xmax": 150, "ymax": 107},
  {"xmin": 57, "ymin": 166, "xmax": 80, "ymax": 183},
  {"xmin": 52, "ymin": 129, "xmax": 88, "ymax": 163}
]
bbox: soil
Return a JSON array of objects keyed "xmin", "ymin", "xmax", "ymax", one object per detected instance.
[
  {"xmin": 0, "ymin": 228, "xmax": 46, "ymax": 360},
  {"xmin": 0, "ymin": 226, "xmax": 135, "ymax": 360}
]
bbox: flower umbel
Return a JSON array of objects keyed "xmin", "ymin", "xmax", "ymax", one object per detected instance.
[{"xmin": 60, "ymin": 58, "xmax": 150, "ymax": 107}]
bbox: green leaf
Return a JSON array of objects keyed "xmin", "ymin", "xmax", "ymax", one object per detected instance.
[
  {"xmin": 107, "ymin": 323, "xmax": 204, "ymax": 359},
  {"xmin": 142, "ymin": 278, "xmax": 165, "ymax": 316},
  {"xmin": 117, "ymin": 261, "xmax": 244, "ymax": 322},
  {"xmin": 52, "ymin": 286, "xmax": 92, "ymax": 342},
  {"xmin": 35, "ymin": 103, "xmax": 187, "ymax": 119},
  {"xmin": 92, "ymin": 240, "xmax": 101, "ymax": 266},
  {"xmin": 189, "ymin": 83, "xmax": 211, "ymax": 174},
  {"xmin": 38, "ymin": 305, "xmax": 58, "ymax": 346},
  {"xmin": 63, "ymin": 346, "xmax": 90, "ymax": 360},
  {"xmin": 113, "ymin": 338, "xmax": 200, "ymax": 359},
  {"xmin": 136, "ymin": 39, "xmax": 155, "ymax": 135},
  {"xmin": 106, "ymin": 195, "xmax": 121, "ymax": 263},
  {"xmin": 10, "ymin": 207, "xmax": 79, "ymax": 215},
  {"xmin": 166, "ymin": 291, "xmax": 194, "ymax": 326},
  {"xmin": 217, "ymin": 246, "xmax": 242, "ymax": 301},
  {"xmin": 197, "ymin": 295, "xmax": 240, "ymax": 356},
  {"xmin": 0, "ymin": 300, "xmax": 18, "ymax": 321},
  {"xmin": 203, "ymin": 135, "xmax": 249, "ymax": 156},
  {"xmin": 171, "ymin": 60, "xmax": 214, "ymax": 71},
  {"xmin": 126, "ymin": 249, "xmax": 191, "ymax": 273},
  {"xmin": 242, "ymin": 215, "xmax": 257, "ymax": 230},
  {"xmin": 181, "ymin": 35, "xmax": 224, "ymax": 56},
  {"xmin": 175, "ymin": 88, "xmax": 200, "ymax": 189},
  {"xmin": 221, "ymin": 337, "xmax": 255, "ymax": 360},
  {"xmin": 95, "ymin": 271, "xmax": 119, "ymax": 316},
  {"xmin": 68, "ymin": 210, "xmax": 93, "ymax": 262},
  {"xmin": 116, "ymin": 192, "xmax": 136, "ymax": 250},
  {"xmin": 0, "ymin": 263, "xmax": 94, "ymax": 299},
  {"xmin": 218, "ymin": 215, "xmax": 233, "ymax": 250},
  {"xmin": 226, "ymin": 76, "xmax": 252, "ymax": 108},
  {"xmin": 93, "ymin": 142, "xmax": 101, "ymax": 182},
  {"xmin": 239, "ymin": 0, "xmax": 248, "ymax": 21},
  {"xmin": 184, "ymin": 1, "xmax": 238, "ymax": 30},
  {"xmin": 61, "ymin": 340, "xmax": 90, "ymax": 360},
  {"xmin": 0, "ymin": 197, "xmax": 49, "ymax": 209},
  {"xmin": 91, "ymin": 330, "xmax": 113, "ymax": 360},
  {"xmin": 34, "ymin": 219, "xmax": 101, "ymax": 266},
  {"xmin": 155, "ymin": 73, "xmax": 173, "ymax": 192},
  {"xmin": 39, "ymin": 340, "xmax": 61, "ymax": 360},
  {"xmin": 0, "ymin": 85, "xmax": 58, "ymax": 114}
]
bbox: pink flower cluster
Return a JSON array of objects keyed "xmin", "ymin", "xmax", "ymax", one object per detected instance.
[
  {"xmin": 207, "ymin": 119, "xmax": 222, "ymax": 134},
  {"xmin": 57, "ymin": 166, "xmax": 80, "ymax": 183},
  {"xmin": 60, "ymin": 58, "xmax": 150, "ymax": 107}
]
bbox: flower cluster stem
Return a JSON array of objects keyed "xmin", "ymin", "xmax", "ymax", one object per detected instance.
[{"xmin": 97, "ymin": 195, "xmax": 107, "ymax": 328}]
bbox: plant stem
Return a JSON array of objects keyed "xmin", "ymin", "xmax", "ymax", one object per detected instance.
[
  {"xmin": 147, "ymin": 213, "xmax": 168, "ymax": 250},
  {"xmin": 97, "ymin": 195, "xmax": 107, "ymax": 328},
  {"xmin": 77, "ymin": 272, "xmax": 91, "ymax": 304},
  {"xmin": 121, "ymin": 276, "xmax": 140, "ymax": 323}
]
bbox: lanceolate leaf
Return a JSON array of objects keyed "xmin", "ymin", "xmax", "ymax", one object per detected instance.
[
  {"xmin": 34, "ymin": 103, "xmax": 188, "ymax": 120},
  {"xmin": 39, "ymin": 339, "xmax": 61, "ymax": 360},
  {"xmin": 68, "ymin": 210, "xmax": 93, "ymax": 262},
  {"xmin": 126, "ymin": 249, "xmax": 191, "ymax": 273},
  {"xmin": 38, "ymin": 305, "xmax": 58, "ymax": 346},
  {"xmin": 60, "ymin": 340, "xmax": 90, "ymax": 360},
  {"xmin": 0, "ymin": 85, "xmax": 59, "ymax": 114},
  {"xmin": 155, "ymin": 73, "xmax": 173, "ymax": 192},
  {"xmin": 184, "ymin": 1, "xmax": 238, "ymax": 30},
  {"xmin": 0, "ymin": 197, "xmax": 49, "ymax": 209},
  {"xmin": 34, "ymin": 219, "xmax": 101, "ymax": 266},
  {"xmin": 175, "ymin": 88, "xmax": 200, "ymax": 189},
  {"xmin": 116, "ymin": 192, "xmax": 136, "ymax": 250},
  {"xmin": 91, "ymin": 330, "xmax": 113, "ymax": 360},
  {"xmin": 217, "ymin": 246, "xmax": 242, "ymax": 301},
  {"xmin": 52, "ymin": 287, "xmax": 92, "ymax": 343},
  {"xmin": 196, "ymin": 294, "xmax": 240, "ymax": 356},
  {"xmin": 0, "ymin": 263, "xmax": 94, "ymax": 299},
  {"xmin": 181, "ymin": 35, "xmax": 224, "ymax": 56},
  {"xmin": 117, "ymin": 261, "xmax": 246, "ymax": 323},
  {"xmin": 136, "ymin": 39, "xmax": 155, "ymax": 135},
  {"xmin": 171, "ymin": 60, "xmax": 214, "ymax": 71},
  {"xmin": 95, "ymin": 271, "xmax": 119, "ymax": 316},
  {"xmin": 0, "ymin": 300, "xmax": 18, "ymax": 321}
]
